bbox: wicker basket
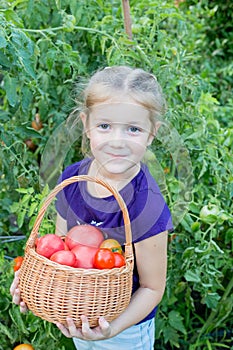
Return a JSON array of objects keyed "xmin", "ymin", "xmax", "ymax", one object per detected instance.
[{"xmin": 19, "ymin": 175, "xmax": 134, "ymax": 328}]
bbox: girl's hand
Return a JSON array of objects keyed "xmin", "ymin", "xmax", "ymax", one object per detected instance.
[
  {"xmin": 56, "ymin": 315, "xmax": 112, "ymax": 340},
  {"xmin": 10, "ymin": 270, "xmax": 28, "ymax": 313}
]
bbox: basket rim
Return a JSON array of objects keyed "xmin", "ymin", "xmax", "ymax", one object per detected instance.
[
  {"xmin": 26, "ymin": 175, "xmax": 133, "ymax": 260},
  {"xmin": 24, "ymin": 245, "xmax": 134, "ymax": 276}
]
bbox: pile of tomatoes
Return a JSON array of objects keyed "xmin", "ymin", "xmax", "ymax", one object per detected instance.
[{"xmin": 35, "ymin": 225, "xmax": 126, "ymax": 269}]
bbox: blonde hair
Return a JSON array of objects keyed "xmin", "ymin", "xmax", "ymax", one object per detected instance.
[
  {"xmin": 73, "ymin": 66, "xmax": 166, "ymax": 155},
  {"xmin": 84, "ymin": 66, "xmax": 165, "ymax": 117}
]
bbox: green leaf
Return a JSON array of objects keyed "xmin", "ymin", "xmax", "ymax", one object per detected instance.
[
  {"xmin": 9, "ymin": 306, "xmax": 29, "ymax": 335},
  {"xmin": 11, "ymin": 29, "xmax": 36, "ymax": 79},
  {"xmin": 29, "ymin": 215, "xmax": 36, "ymax": 230},
  {"xmin": 203, "ymin": 292, "xmax": 221, "ymax": 309},
  {"xmin": 0, "ymin": 321, "xmax": 15, "ymax": 342},
  {"xmin": 21, "ymin": 85, "xmax": 33, "ymax": 113},
  {"xmin": 16, "ymin": 188, "xmax": 31, "ymax": 194},
  {"xmin": 10, "ymin": 202, "xmax": 20, "ymax": 213},
  {"xmin": 168, "ymin": 310, "xmax": 186, "ymax": 334},
  {"xmin": 184, "ymin": 270, "xmax": 201, "ymax": 283},
  {"xmin": 28, "ymin": 201, "xmax": 38, "ymax": 217},
  {"xmin": 17, "ymin": 209, "xmax": 26, "ymax": 228},
  {"xmin": 0, "ymin": 51, "xmax": 11, "ymax": 68},
  {"xmin": 15, "ymin": 126, "xmax": 43, "ymax": 139},
  {"xmin": 163, "ymin": 325, "xmax": 179, "ymax": 347},
  {"xmin": 0, "ymin": 30, "xmax": 7, "ymax": 48},
  {"xmin": 3, "ymin": 9, "xmax": 24, "ymax": 26},
  {"xmin": 21, "ymin": 193, "xmax": 31, "ymax": 205},
  {"xmin": 4, "ymin": 74, "xmax": 18, "ymax": 107}
]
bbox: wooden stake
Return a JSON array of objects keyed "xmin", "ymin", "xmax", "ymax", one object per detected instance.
[{"xmin": 122, "ymin": 0, "xmax": 132, "ymax": 40}]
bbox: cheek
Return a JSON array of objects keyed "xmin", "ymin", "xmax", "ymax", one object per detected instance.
[
  {"xmin": 89, "ymin": 134, "xmax": 106, "ymax": 152},
  {"xmin": 130, "ymin": 138, "xmax": 148, "ymax": 151}
]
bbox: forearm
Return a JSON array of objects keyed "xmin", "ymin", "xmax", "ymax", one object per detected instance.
[{"xmin": 110, "ymin": 286, "xmax": 164, "ymax": 337}]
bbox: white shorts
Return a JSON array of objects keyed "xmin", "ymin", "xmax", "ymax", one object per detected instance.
[{"xmin": 73, "ymin": 318, "xmax": 155, "ymax": 350}]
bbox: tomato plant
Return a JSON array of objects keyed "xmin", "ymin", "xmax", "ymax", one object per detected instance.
[{"xmin": 93, "ymin": 248, "xmax": 115, "ymax": 269}]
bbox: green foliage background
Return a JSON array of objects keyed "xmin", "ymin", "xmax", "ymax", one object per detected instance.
[{"xmin": 0, "ymin": 0, "xmax": 232, "ymax": 349}]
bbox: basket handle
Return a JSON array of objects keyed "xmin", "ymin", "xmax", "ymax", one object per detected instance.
[{"xmin": 26, "ymin": 175, "xmax": 132, "ymax": 250}]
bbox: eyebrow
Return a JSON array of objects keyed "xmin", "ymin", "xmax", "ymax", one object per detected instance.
[{"xmin": 93, "ymin": 116, "xmax": 146, "ymax": 125}]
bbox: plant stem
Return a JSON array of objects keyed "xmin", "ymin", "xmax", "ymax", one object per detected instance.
[
  {"xmin": 21, "ymin": 25, "xmax": 119, "ymax": 47},
  {"xmin": 195, "ymin": 274, "xmax": 233, "ymax": 341},
  {"xmin": 121, "ymin": 0, "xmax": 133, "ymax": 40}
]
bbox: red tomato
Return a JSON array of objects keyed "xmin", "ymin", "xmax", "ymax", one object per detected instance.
[
  {"xmin": 65, "ymin": 225, "xmax": 104, "ymax": 250},
  {"xmin": 71, "ymin": 245, "xmax": 98, "ymax": 268},
  {"xmin": 13, "ymin": 256, "xmax": 24, "ymax": 272},
  {"xmin": 50, "ymin": 250, "xmax": 77, "ymax": 267},
  {"xmin": 93, "ymin": 248, "xmax": 115, "ymax": 269},
  {"xmin": 113, "ymin": 252, "xmax": 126, "ymax": 268},
  {"xmin": 36, "ymin": 234, "xmax": 65, "ymax": 258},
  {"xmin": 100, "ymin": 238, "xmax": 123, "ymax": 254},
  {"xmin": 31, "ymin": 113, "xmax": 43, "ymax": 131}
]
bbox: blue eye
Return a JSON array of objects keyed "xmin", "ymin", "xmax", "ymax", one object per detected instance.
[
  {"xmin": 98, "ymin": 123, "xmax": 110, "ymax": 130},
  {"xmin": 128, "ymin": 126, "xmax": 141, "ymax": 133}
]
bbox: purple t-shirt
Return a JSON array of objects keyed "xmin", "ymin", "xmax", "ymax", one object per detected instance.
[{"xmin": 56, "ymin": 158, "xmax": 173, "ymax": 323}]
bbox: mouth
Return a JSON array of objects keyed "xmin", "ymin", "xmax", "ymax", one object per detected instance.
[{"xmin": 106, "ymin": 153, "xmax": 128, "ymax": 158}]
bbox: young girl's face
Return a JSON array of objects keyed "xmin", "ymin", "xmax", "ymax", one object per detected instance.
[{"xmin": 81, "ymin": 99, "xmax": 154, "ymax": 179}]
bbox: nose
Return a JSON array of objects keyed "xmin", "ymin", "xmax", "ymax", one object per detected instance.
[{"xmin": 108, "ymin": 128, "xmax": 125, "ymax": 148}]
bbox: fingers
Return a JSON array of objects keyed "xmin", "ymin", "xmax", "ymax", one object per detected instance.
[
  {"xmin": 19, "ymin": 301, "xmax": 28, "ymax": 313},
  {"xmin": 98, "ymin": 317, "xmax": 111, "ymax": 337},
  {"xmin": 80, "ymin": 315, "xmax": 92, "ymax": 338},
  {"xmin": 11, "ymin": 288, "xmax": 28, "ymax": 312},
  {"xmin": 80, "ymin": 315, "xmax": 111, "ymax": 339},
  {"xmin": 10, "ymin": 270, "xmax": 20, "ymax": 296},
  {"xmin": 12, "ymin": 288, "xmax": 21, "ymax": 305},
  {"xmin": 56, "ymin": 318, "xmax": 83, "ymax": 338},
  {"xmin": 10, "ymin": 271, "xmax": 28, "ymax": 313},
  {"xmin": 56, "ymin": 316, "xmax": 111, "ymax": 340},
  {"xmin": 67, "ymin": 317, "xmax": 82, "ymax": 338},
  {"xmin": 56, "ymin": 322, "xmax": 73, "ymax": 338}
]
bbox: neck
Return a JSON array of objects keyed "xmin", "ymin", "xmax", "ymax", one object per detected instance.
[{"xmin": 87, "ymin": 159, "xmax": 140, "ymax": 197}]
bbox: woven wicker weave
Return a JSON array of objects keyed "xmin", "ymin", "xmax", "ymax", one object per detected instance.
[{"xmin": 19, "ymin": 175, "xmax": 134, "ymax": 328}]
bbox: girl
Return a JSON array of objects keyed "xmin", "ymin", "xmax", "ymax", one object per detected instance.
[{"xmin": 11, "ymin": 66, "xmax": 173, "ymax": 350}]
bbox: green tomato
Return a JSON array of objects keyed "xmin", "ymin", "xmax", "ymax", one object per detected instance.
[
  {"xmin": 191, "ymin": 222, "xmax": 200, "ymax": 232},
  {"xmin": 63, "ymin": 14, "xmax": 76, "ymax": 32},
  {"xmin": 132, "ymin": 24, "xmax": 141, "ymax": 34},
  {"xmin": 199, "ymin": 204, "xmax": 220, "ymax": 224}
]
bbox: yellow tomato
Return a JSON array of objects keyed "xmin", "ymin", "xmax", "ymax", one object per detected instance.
[
  {"xmin": 14, "ymin": 344, "xmax": 34, "ymax": 350},
  {"xmin": 100, "ymin": 239, "xmax": 123, "ymax": 254}
]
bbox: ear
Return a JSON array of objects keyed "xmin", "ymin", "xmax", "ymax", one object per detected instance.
[
  {"xmin": 147, "ymin": 121, "xmax": 161, "ymax": 146},
  {"xmin": 80, "ymin": 112, "xmax": 90, "ymax": 138},
  {"xmin": 147, "ymin": 133, "xmax": 154, "ymax": 147}
]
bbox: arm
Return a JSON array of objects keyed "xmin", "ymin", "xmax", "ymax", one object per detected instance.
[
  {"xmin": 111, "ymin": 230, "xmax": 168, "ymax": 331},
  {"xmin": 57, "ymin": 230, "xmax": 168, "ymax": 339}
]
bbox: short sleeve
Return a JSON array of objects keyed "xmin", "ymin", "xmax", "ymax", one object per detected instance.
[{"xmin": 129, "ymin": 189, "xmax": 173, "ymax": 243}]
